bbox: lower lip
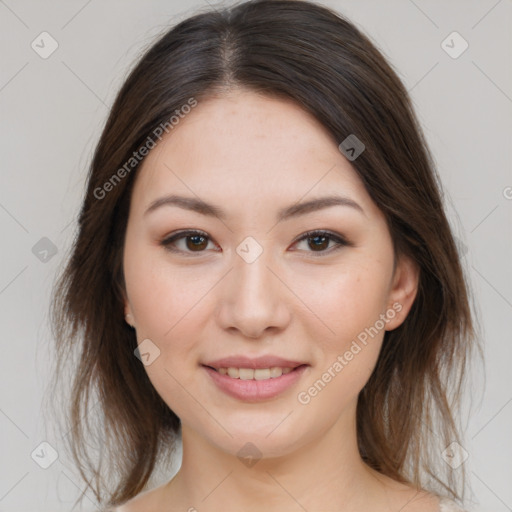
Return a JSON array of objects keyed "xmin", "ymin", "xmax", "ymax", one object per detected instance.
[{"xmin": 202, "ymin": 365, "xmax": 308, "ymax": 402}]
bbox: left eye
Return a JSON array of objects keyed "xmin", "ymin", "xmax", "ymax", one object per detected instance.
[
  {"xmin": 292, "ymin": 230, "xmax": 350, "ymax": 254},
  {"xmin": 160, "ymin": 229, "xmax": 350, "ymax": 256}
]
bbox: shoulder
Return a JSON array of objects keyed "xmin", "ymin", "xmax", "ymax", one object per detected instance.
[
  {"xmin": 109, "ymin": 484, "xmax": 166, "ymax": 512},
  {"xmin": 438, "ymin": 497, "xmax": 468, "ymax": 512},
  {"xmin": 399, "ymin": 490, "xmax": 443, "ymax": 512},
  {"xmin": 370, "ymin": 472, "xmax": 442, "ymax": 512},
  {"xmin": 405, "ymin": 492, "xmax": 468, "ymax": 512}
]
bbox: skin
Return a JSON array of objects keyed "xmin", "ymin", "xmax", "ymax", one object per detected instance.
[{"xmin": 119, "ymin": 88, "xmax": 439, "ymax": 511}]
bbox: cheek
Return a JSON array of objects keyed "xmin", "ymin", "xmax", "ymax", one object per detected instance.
[
  {"xmin": 297, "ymin": 259, "xmax": 392, "ymax": 347},
  {"xmin": 123, "ymin": 248, "xmax": 211, "ymax": 419},
  {"xmin": 125, "ymin": 243, "xmax": 200, "ymax": 338},
  {"xmin": 293, "ymin": 259, "xmax": 392, "ymax": 403},
  {"xmin": 124, "ymin": 244, "xmax": 221, "ymax": 380}
]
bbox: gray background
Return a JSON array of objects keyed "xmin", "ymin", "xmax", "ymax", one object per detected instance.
[{"xmin": 0, "ymin": 0, "xmax": 511, "ymax": 511}]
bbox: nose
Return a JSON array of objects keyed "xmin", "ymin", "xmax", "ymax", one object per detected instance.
[{"xmin": 215, "ymin": 247, "xmax": 291, "ymax": 339}]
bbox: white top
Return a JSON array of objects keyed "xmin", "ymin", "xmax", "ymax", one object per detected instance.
[{"xmin": 439, "ymin": 497, "xmax": 467, "ymax": 512}]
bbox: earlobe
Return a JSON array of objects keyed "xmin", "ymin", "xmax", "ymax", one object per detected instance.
[
  {"xmin": 385, "ymin": 254, "xmax": 419, "ymax": 331},
  {"xmin": 125, "ymin": 313, "xmax": 134, "ymax": 327},
  {"xmin": 124, "ymin": 302, "xmax": 135, "ymax": 328}
]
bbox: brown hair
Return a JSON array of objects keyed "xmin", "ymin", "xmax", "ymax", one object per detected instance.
[{"xmin": 48, "ymin": 0, "xmax": 482, "ymax": 508}]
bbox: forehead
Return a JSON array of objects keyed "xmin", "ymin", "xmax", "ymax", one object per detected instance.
[{"xmin": 131, "ymin": 90, "xmax": 373, "ymax": 216}]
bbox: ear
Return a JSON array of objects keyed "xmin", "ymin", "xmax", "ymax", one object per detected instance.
[
  {"xmin": 385, "ymin": 254, "xmax": 419, "ymax": 331},
  {"xmin": 123, "ymin": 293, "xmax": 135, "ymax": 328}
]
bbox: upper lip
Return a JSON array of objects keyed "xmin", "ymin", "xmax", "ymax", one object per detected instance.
[{"xmin": 203, "ymin": 355, "xmax": 308, "ymax": 369}]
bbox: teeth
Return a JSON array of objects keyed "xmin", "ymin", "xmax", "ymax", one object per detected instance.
[
  {"xmin": 239, "ymin": 368, "xmax": 254, "ymax": 380},
  {"xmin": 254, "ymin": 368, "xmax": 271, "ymax": 380},
  {"xmin": 216, "ymin": 366, "xmax": 297, "ymax": 380},
  {"xmin": 227, "ymin": 367, "xmax": 239, "ymax": 378},
  {"xmin": 270, "ymin": 367, "xmax": 282, "ymax": 378}
]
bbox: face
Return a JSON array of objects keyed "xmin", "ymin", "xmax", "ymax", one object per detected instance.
[{"xmin": 122, "ymin": 89, "xmax": 418, "ymax": 459}]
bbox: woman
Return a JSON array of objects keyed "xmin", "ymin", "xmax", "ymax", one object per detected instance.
[{"xmin": 49, "ymin": 1, "xmax": 480, "ymax": 510}]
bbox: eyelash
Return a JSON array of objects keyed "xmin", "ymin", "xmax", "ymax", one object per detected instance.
[{"xmin": 160, "ymin": 229, "xmax": 352, "ymax": 257}]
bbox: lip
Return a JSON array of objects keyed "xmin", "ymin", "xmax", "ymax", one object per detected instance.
[
  {"xmin": 202, "ymin": 362, "xmax": 309, "ymax": 402},
  {"xmin": 203, "ymin": 355, "xmax": 306, "ymax": 369}
]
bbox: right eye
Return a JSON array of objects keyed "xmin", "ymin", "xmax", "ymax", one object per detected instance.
[{"xmin": 160, "ymin": 229, "xmax": 218, "ymax": 255}]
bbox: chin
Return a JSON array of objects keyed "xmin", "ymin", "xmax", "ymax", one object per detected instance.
[{"xmin": 204, "ymin": 416, "xmax": 310, "ymax": 461}]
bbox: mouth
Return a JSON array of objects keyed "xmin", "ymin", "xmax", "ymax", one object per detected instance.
[
  {"xmin": 201, "ymin": 363, "xmax": 309, "ymax": 401},
  {"xmin": 203, "ymin": 365, "xmax": 304, "ymax": 380}
]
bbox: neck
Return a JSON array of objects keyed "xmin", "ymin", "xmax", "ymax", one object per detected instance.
[{"xmin": 164, "ymin": 400, "xmax": 399, "ymax": 511}]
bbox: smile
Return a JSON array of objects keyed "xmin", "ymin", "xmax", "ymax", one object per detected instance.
[
  {"xmin": 213, "ymin": 367, "xmax": 293, "ymax": 380},
  {"xmin": 202, "ymin": 364, "xmax": 309, "ymax": 401}
]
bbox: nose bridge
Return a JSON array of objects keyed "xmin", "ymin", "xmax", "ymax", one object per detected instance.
[
  {"xmin": 232, "ymin": 240, "xmax": 276, "ymax": 306},
  {"xmin": 217, "ymin": 236, "xmax": 289, "ymax": 337}
]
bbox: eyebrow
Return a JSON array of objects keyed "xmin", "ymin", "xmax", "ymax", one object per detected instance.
[{"xmin": 144, "ymin": 194, "xmax": 365, "ymax": 222}]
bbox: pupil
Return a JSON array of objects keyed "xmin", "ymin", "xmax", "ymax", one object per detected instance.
[
  {"xmin": 187, "ymin": 235, "xmax": 207, "ymax": 251},
  {"xmin": 310, "ymin": 235, "xmax": 328, "ymax": 251}
]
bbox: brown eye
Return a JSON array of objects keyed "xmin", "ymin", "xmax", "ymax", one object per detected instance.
[
  {"xmin": 161, "ymin": 230, "xmax": 215, "ymax": 254},
  {"xmin": 292, "ymin": 230, "xmax": 351, "ymax": 255},
  {"xmin": 161, "ymin": 229, "xmax": 351, "ymax": 257},
  {"xmin": 307, "ymin": 234, "xmax": 330, "ymax": 251},
  {"xmin": 185, "ymin": 234, "xmax": 208, "ymax": 251}
]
